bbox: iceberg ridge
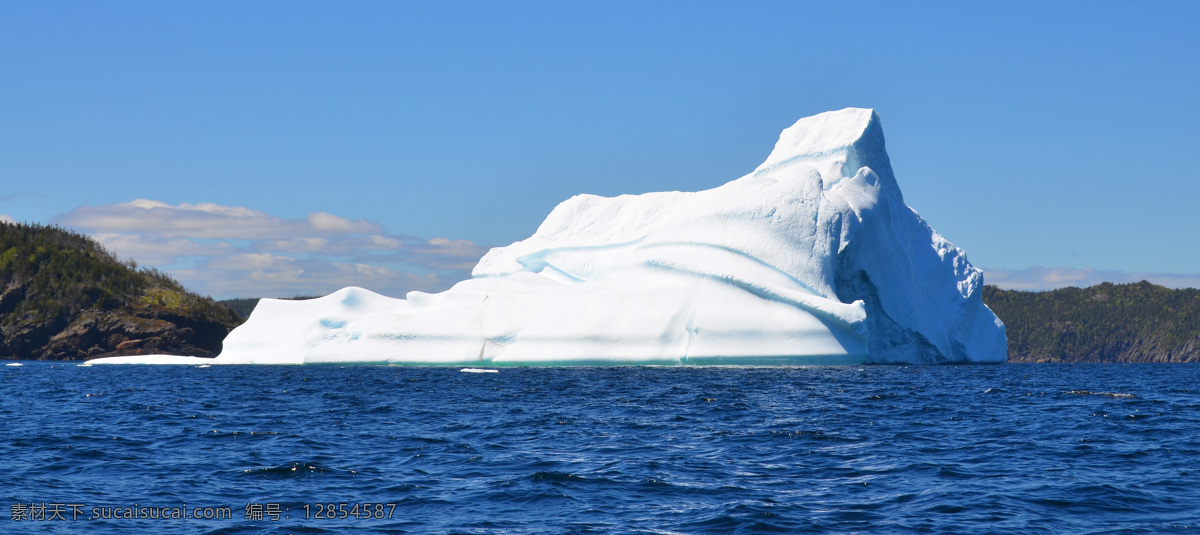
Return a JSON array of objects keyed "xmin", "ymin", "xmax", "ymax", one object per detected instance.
[{"xmin": 91, "ymin": 108, "xmax": 1005, "ymax": 366}]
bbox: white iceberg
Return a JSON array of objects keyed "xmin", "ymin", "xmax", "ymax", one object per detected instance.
[{"xmin": 91, "ymin": 108, "xmax": 1005, "ymax": 366}]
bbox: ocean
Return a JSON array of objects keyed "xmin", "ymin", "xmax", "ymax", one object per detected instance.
[{"xmin": 2, "ymin": 362, "xmax": 1198, "ymax": 533}]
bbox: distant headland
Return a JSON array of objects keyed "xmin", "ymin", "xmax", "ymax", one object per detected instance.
[{"xmin": 0, "ymin": 222, "xmax": 241, "ymax": 360}]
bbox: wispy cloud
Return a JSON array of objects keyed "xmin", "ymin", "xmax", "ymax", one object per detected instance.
[
  {"xmin": 984, "ymin": 266, "xmax": 1200, "ymax": 291},
  {"xmin": 0, "ymin": 190, "xmax": 43, "ymax": 204},
  {"xmin": 55, "ymin": 200, "xmax": 491, "ymax": 299},
  {"xmin": 58, "ymin": 199, "xmax": 381, "ymax": 239},
  {"xmin": 170, "ymin": 261, "xmax": 447, "ymax": 300}
]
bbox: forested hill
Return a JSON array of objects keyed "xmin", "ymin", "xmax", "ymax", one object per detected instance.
[
  {"xmin": 983, "ymin": 282, "xmax": 1200, "ymax": 363},
  {"xmin": 0, "ymin": 222, "xmax": 241, "ymax": 360}
]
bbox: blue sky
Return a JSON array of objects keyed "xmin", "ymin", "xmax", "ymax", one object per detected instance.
[{"xmin": 3, "ymin": 1, "xmax": 1198, "ymax": 298}]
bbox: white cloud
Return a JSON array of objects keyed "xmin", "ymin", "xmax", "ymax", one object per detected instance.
[
  {"xmin": 88, "ymin": 233, "xmax": 235, "ymax": 265},
  {"xmin": 0, "ymin": 214, "xmax": 14, "ymax": 224},
  {"xmin": 208, "ymin": 252, "xmax": 297, "ymax": 270},
  {"xmin": 251, "ymin": 237, "xmax": 331, "ymax": 254},
  {"xmin": 54, "ymin": 199, "xmax": 487, "ymax": 299},
  {"xmin": 984, "ymin": 266, "xmax": 1200, "ymax": 291},
  {"xmin": 368, "ymin": 235, "xmax": 403, "ymax": 248},
  {"xmin": 306, "ymin": 212, "xmax": 377, "ymax": 234}
]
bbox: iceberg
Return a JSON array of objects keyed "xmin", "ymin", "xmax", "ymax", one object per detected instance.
[{"xmin": 91, "ymin": 108, "xmax": 1005, "ymax": 366}]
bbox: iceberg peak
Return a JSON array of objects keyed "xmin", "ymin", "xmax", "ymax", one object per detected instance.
[{"xmin": 753, "ymin": 107, "xmax": 892, "ymax": 188}]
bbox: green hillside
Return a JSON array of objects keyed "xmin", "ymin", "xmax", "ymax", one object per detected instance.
[
  {"xmin": 983, "ymin": 282, "xmax": 1200, "ymax": 363},
  {"xmin": 0, "ymin": 222, "xmax": 241, "ymax": 360}
]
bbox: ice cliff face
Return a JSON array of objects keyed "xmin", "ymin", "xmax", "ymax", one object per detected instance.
[{"xmin": 93, "ymin": 108, "xmax": 1006, "ymax": 366}]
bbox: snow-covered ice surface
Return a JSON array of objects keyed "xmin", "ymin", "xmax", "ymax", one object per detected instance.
[{"xmin": 91, "ymin": 108, "xmax": 1005, "ymax": 366}]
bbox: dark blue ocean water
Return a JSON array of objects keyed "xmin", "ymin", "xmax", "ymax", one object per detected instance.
[{"xmin": 2, "ymin": 362, "xmax": 1198, "ymax": 534}]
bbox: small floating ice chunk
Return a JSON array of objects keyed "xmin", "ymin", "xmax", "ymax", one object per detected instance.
[
  {"xmin": 460, "ymin": 368, "xmax": 499, "ymax": 373},
  {"xmin": 5, "ymin": 363, "xmax": 22, "ymax": 367}
]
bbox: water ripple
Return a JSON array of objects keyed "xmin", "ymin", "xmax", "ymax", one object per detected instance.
[{"xmin": 3, "ymin": 363, "xmax": 1199, "ymax": 533}]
